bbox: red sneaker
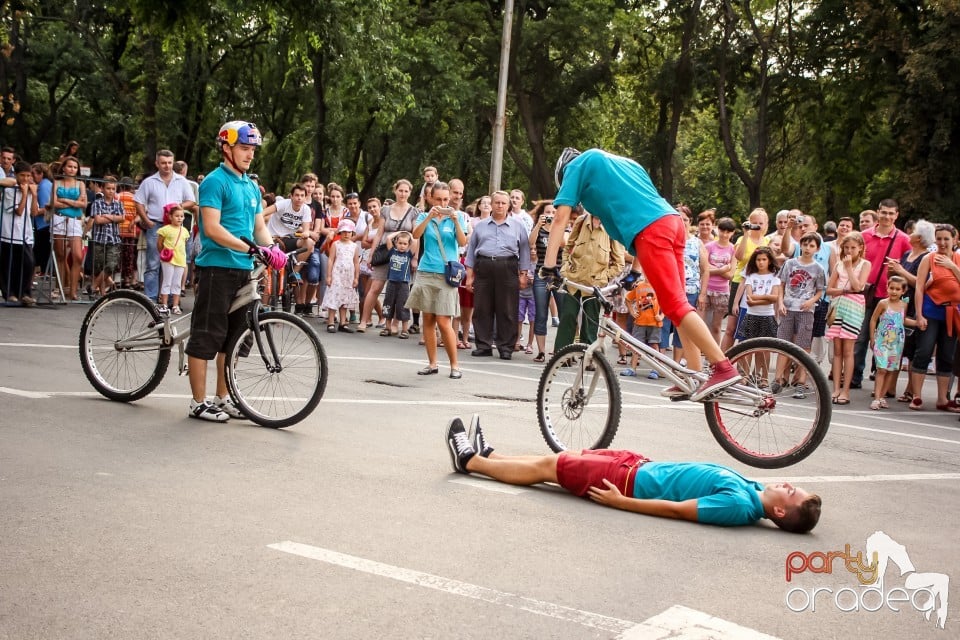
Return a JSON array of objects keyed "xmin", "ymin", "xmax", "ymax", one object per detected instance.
[{"xmin": 690, "ymin": 361, "xmax": 741, "ymax": 402}]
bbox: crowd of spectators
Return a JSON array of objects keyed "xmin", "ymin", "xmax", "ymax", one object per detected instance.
[{"xmin": 2, "ymin": 144, "xmax": 959, "ymax": 411}]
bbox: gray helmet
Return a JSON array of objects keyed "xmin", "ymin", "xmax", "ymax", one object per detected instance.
[{"xmin": 554, "ymin": 147, "xmax": 581, "ymax": 188}]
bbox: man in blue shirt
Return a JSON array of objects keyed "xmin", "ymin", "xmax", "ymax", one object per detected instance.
[
  {"xmin": 545, "ymin": 148, "xmax": 739, "ymax": 401},
  {"xmin": 445, "ymin": 416, "xmax": 822, "ymax": 533},
  {"xmin": 464, "ymin": 191, "xmax": 533, "ymax": 359},
  {"xmin": 185, "ymin": 121, "xmax": 278, "ymax": 422}
]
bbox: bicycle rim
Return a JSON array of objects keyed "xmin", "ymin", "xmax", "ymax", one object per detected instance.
[
  {"xmin": 226, "ymin": 312, "xmax": 327, "ymax": 428},
  {"xmin": 79, "ymin": 291, "xmax": 170, "ymax": 401},
  {"xmin": 704, "ymin": 337, "xmax": 831, "ymax": 468},
  {"xmin": 537, "ymin": 343, "xmax": 621, "ymax": 452}
]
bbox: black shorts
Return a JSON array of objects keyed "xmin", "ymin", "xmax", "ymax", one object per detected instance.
[
  {"xmin": 279, "ymin": 236, "xmax": 301, "ymax": 253},
  {"xmin": 811, "ymin": 298, "xmax": 830, "ymax": 338},
  {"xmin": 185, "ymin": 266, "xmax": 252, "ymax": 360}
]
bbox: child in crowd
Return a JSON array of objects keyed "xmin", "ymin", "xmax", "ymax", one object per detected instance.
[
  {"xmin": 825, "ymin": 231, "xmax": 871, "ymax": 405},
  {"xmin": 621, "ymin": 271, "xmax": 662, "ymax": 378},
  {"xmin": 773, "ymin": 233, "xmax": 826, "ymax": 398},
  {"xmin": 738, "ymin": 245, "xmax": 781, "ymax": 384},
  {"xmin": 323, "ymin": 219, "xmax": 360, "ymax": 333},
  {"xmin": 381, "ymin": 231, "xmax": 414, "ymax": 338},
  {"xmin": 89, "ymin": 176, "xmax": 124, "ymax": 296},
  {"xmin": 116, "ymin": 177, "xmax": 139, "ymax": 288},
  {"xmin": 517, "ymin": 277, "xmax": 536, "ymax": 354},
  {"xmin": 869, "ymin": 275, "xmax": 913, "ymax": 410},
  {"xmin": 416, "ymin": 165, "xmax": 439, "ymax": 211},
  {"xmin": 156, "ymin": 203, "xmax": 188, "ymax": 314},
  {"xmin": 703, "ymin": 217, "xmax": 737, "ymax": 343},
  {"xmin": 740, "ymin": 246, "xmax": 781, "ymax": 339},
  {"xmin": 0, "ymin": 161, "xmax": 39, "ymax": 306}
]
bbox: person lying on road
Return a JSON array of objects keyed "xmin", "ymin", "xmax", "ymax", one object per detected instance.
[{"xmin": 445, "ymin": 415, "xmax": 821, "ymax": 533}]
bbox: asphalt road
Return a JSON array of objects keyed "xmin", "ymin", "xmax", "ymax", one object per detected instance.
[{"xmin": 1, "ymin": 300, "xmax": 958, "ymax": 639}]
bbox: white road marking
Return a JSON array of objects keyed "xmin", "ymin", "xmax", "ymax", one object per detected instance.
[
  {"xmin": 451, "ymin": 472, "xmax": 960, "ymax": 497},
  {"xmin": 448, "ymin": 476, "xmax": 528, "ymax": 495},
  {"xmin": 753, "ymin": 472, "xmax": 960, "ymax": 483},
  {"xmin": 0, "ymin": 342, "xmax": 75, "ymax": 349},
  {"xmin": 267, "ymin": 541, "xmax": 636, "ymax": 634},
  {"xmin": 0, "ymin": 387, "xmax": 508, "ymax": 406},
  {"xmin": 268, "ymin": 541, "xmax": 779, "ymax": 639},
  {"xmin": 617, "ymin": 605, "xmax": 780, "ymax": 640},
  {"xmin": 0, "ymin": 387, "xmax": 48, "ymax": 399}
]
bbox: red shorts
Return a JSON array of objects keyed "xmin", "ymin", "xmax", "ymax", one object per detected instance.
[
  {"xmin": 556, "ymin": 449, "xmax": 650, "ymax": 498},
  {"xmin": 633, "ymin": 215, "xmax": 695, "ymax": 325},
  {"xmin": 458, "ymin": 285, "xmax": 474, "ymax": 308}
]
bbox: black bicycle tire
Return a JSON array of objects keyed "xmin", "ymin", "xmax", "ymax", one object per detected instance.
[
  {"xmin": 224, "ymin": 311, "xmax": 327, "ymax": 428},
  {"xmin": 79, "ymin": 290, "xmax": 170, "ymax": 402},
  {"xmin": 536, "ymin": 343, "xmax": 621, "ymax": 452},
  {"xmin": 703, "ymin": 337, "xmax": 831, "ymax": 468}
]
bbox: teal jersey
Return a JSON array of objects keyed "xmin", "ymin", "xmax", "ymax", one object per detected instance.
[
  {"xmin": 632, "ymin": 462, "xmax": 766, "ymax": 527},
  {"xmin": 196, "ymin": 163, "xmax": 262, "ymax": 269},
  {"xmin": 554, "ymin": 149, "xmax": 676, "ymax": 248}
]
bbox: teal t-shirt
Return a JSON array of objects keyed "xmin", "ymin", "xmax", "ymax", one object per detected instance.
[
  {"xmin": 415, "ymin": 211, "xmax": 469, "ymax": 274},
  {"xmin": 196, "ymin": 163, "xmax": 262, "ymax": 270},
  {"xmin": 632, "ymin": 462, "xmax": 765, "ymax": 527},
  {"xmin": 554, "ymin": 149, "xmax": 676, "ymax": 248}
]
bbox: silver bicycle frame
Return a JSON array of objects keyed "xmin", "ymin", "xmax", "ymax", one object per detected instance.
[
  {"xmin": 113, "ymin": 263, "xmax": 269, "ymax": 374},
  {"xmin": 560, "ymin": 279, "xmax": 768, "ymax": 409}
]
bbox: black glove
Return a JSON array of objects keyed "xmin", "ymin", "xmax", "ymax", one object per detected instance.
[
  {"xmin": 539, "ymin": 265, "xmax": 562, "ymax": 289},
  {"xmin": 621, "ymin": 270, "xmax": 643, "ymax": 291}
]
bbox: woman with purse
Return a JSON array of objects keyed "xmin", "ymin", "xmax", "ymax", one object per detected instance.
[
  {"xmin": 361, "ymin": 180, "xmax": 418, "ymax": 329},
  {"xmin": 406, "ymin": 181, "xmax": 468, "ymax": 378},
  {"xmin": 907, "ymin": 224, "xmax": 960, "ymax": 411}
]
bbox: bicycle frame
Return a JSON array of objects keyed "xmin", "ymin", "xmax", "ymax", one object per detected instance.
[
  {"xmin": 112, "ymin": 261, "xmax": 282, "ymax": 375},
  {"xmin": 560, "ymin": 279, "xmax": 771, "ymax": 411}
]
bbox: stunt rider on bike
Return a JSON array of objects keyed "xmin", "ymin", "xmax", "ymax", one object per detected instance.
[
  {"xmin": 544, "ymin": 148, "xmax": 739, "ymax": 401},
  {"xmin": 186, "ymin": 121, "xmax": 287, "ymax": 421}
]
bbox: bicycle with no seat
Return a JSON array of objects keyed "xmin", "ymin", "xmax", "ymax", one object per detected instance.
[
  {"xmin": 79, "ymin": 239, "xmax": 327, "ymax": 428},
  {"xmin": 536, "ymin": 277, "xmax": 831, "ymax": 468}
]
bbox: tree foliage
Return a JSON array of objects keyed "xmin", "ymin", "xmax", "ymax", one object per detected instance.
[{"xmin": 1, "ymin": 0, "xmax": 958, "ymax": 222}]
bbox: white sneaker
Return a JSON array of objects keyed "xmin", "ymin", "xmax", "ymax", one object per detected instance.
[
  {"xmin": 215, "ymin": 395, "xmax": 245, "ymax": 419},
  {"xmin": 189, "ymin": 399, "xmax": 229, "ymax": 422}
]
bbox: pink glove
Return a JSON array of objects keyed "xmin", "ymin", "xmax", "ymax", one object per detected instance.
[{"xmin": 260, "ymin": 245, "xmax": 287, "ymax": 271}]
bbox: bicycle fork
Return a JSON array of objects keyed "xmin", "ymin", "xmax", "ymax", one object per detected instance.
[{"xmin": 250, "ymin": 306, "xmax": 284, "ymax": 373}]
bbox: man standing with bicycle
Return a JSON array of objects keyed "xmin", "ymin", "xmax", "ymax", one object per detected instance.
[
  {"xmin": 544, "ymin": 148, "xmax": 739, "ymax": 401},
  {"xmin": 185, "ymin": 121, "xmax": 286, "ymax": 421}
]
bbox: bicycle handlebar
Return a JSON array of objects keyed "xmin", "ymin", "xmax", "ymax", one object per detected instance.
[
  {"xmin": 549, "ymin": 275, "xmax": 621, "ymax": 298},
  {"xmin": 240, "ymin": 237, "xmax": 303, "ymax": 267}
]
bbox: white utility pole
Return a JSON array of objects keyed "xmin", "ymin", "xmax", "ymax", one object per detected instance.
[{"xmin": 488, "ymin": 0, "xmax": 514, "ymax": 194}]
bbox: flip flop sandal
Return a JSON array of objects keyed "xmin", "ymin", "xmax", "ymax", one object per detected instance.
[
  {"xmin": 533, "ymin": 352, "xmax": 545, "ymax": 363},
  {"xmin": 870, "ymin": 400, "xmax": 882, "ymax": 410},
  {"xmin": 617, "ymin": 355, "xmax": 628, "ymax": 365},
  {"xmin": 897, "ymin": 391, "xmax": 914, "ymax": 403},
  {"xmin": 379, "ymin": 329, "xmax": 392, "ymax": 337},
  {"xmin": 525, "ymin": 346, "xmax": 534, "ymax": 354},
  {"xmin": 909, "ymin": 397, "xmax": 923, "ymax": 410},
  {"xmin": 398, "ymin": 331, "xmax": 409, "ymax": 339},
  {"xmin": 835, "ymin": 398, "xmax": 850, "ymax": 405},
  {"xmin": 936, "ymin": 401, "xmax": 960, "ymax": 413}
]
